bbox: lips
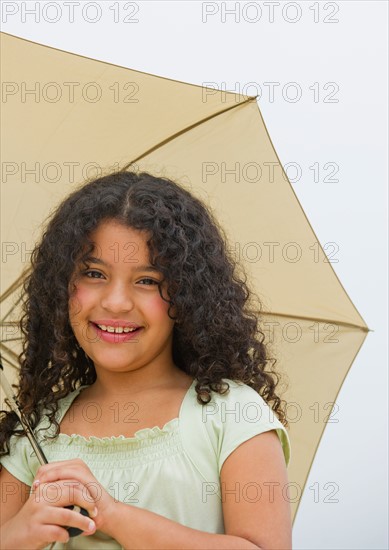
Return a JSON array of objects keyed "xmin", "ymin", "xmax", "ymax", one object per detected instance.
[{"xmin": 91, "ymin": 322, "xmax": 143, "ymax": 343}]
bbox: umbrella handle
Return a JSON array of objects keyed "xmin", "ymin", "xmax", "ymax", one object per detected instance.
[{"xmin": 65, "ymin": 506, "xmax": 90, "ymax": 537}]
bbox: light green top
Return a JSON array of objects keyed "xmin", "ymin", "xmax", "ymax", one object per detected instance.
[{"xmin": 0, "ymin": 379, "xmax": 291, "ymax": 549}]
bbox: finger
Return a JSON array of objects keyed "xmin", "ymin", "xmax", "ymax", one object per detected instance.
[
  {"xmin": 35, "ymin": 459, "xmax": 91, "ymax": 482},
  {"xmin": 42, "ymin": 507, "xmax": 96, "ymax": 536},
  {"xmin": 37, "ymin": 475, "xmax": 101, "ymax": 506},
  {"xmin": 36, "ymin": 463, "xmax": 95, "ymax": 488},
  {"xmin": 31, "ymin": 480, "xmax": 98, "ymax": 516}
]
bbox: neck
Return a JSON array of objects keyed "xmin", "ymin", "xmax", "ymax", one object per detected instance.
[{"xmin": 86, "ymin": 362, "xmax": 190, "ymax": 400}]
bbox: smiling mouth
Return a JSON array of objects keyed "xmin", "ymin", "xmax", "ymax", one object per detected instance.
[
  {"xmin": 92, "ymin": 323, "xmax": 141, "ymax": 334},
  {"xmin": 90, "ymin": 322, "xmax": 143, "ymax": 336}
]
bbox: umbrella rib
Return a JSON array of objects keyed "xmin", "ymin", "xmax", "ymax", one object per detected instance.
[
  {"xmin": 255, "ymin": 106, "xmax": 369, "ymax": 330},
  {"xmin": 0, "ymin": 268, "xmax": 31, "ymax": 303},
  {"xmin": 1, "ymin": 296, "xmax": 24, "ymax": 324},
  {"xmin": 0, "ymin": 267, "xmax": 31, "ymax": 323},
  {"xmin": 0, "ymin": 352, "xmax": 19, "ymax": 371},
  {"xmin": 121, "ymin": 96, "xmax": 258, "ymax": 169},
  {"xmin": 0, "ymin": 343, "xmax": 20, "ymax": 363},
  {"xmin": 261, "ymin": 311, "xmax": 370, "ymax": 332}
]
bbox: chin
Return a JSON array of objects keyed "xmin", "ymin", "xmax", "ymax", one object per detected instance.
[{"xmin": 93, "ymin": 359, "xmax": 139, "ymax": 372}]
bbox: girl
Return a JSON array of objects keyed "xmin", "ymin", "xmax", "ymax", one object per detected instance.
[{"xmin": 0, "ymin": 170, "xmax": 292, "ymax": 550}]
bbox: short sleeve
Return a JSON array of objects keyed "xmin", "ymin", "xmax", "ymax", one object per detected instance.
[
  {"xmin": 0, "ymin": 431, "xmax": 37, "ymax": 486},
  {"xmin": 205, "ymin": 380, "xmax": 291, "ymax": 473}
]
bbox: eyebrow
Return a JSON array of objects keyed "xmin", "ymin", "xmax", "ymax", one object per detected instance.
[{"xmin": 83, "ymin": 256, "xmax": 160, "ymax": 273}]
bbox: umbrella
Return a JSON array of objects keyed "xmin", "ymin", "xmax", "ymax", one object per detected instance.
[{"xmin": 0, "ymin": 31, "xmax": 369, "ymax": 524}]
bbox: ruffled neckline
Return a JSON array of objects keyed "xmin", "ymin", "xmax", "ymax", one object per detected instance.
[{"xmin": 57, "ymin": 416, "xmax": 179, "ymax": 444}]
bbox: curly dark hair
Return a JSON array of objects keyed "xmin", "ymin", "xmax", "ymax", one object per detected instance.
[{"xmin": 0, "ymin": 170, "xmax": 289, "ymax": 456}]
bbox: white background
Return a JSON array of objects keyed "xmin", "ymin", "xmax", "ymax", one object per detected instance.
[{"xmin": 1, "ymin": 1, "xmax": 388, "ymax": 548}]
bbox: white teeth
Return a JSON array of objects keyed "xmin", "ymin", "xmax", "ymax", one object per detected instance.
[{"xmin": 96, "ymin": 324, "xmax": 138, "ymax": 334}]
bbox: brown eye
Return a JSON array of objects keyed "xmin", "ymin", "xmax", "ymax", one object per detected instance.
[
  {"xmin": 138, "ymin": 278, "xmax": 158, "ymax": 285},
  {"xmin": 84, "ymin": 270, "xmax": 104, "ymax": 279}
]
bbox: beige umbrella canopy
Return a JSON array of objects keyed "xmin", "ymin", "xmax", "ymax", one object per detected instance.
[{"xmin": 0, "ymin": 32, "xmax": 369, "ymax": 523}]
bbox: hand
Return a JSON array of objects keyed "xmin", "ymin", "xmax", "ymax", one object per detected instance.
[
  {"xmin": 34, "ymin": 458, "xmax": 117, "ymax": 536},
  {"xmin": 1, "ymin": 477, "xmax": 97, "ymax": 550}
]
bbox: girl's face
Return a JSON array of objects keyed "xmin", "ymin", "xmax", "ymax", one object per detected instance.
[{"xmin": 68, "ymin": 219, "xmax": 176, "ymax": 377}]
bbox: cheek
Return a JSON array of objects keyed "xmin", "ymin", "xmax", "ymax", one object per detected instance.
[
  {"xmin": 147, "ymin": 294, "xmax": 173, "ymax": 320},
  {"xmin": 68, "ymin": 286, "xmax": 89, "ymax": 317}
]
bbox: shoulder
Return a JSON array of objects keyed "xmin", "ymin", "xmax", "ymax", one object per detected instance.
[
  {"xmin": 39, "ymin": 385, "xmax": 90, "ymax": 433},
  {"xmin": 204, "ymin": 379, "xmax": 279, "ymax": 424},
  {"xmin": 213, "ymin": 378, "xmax": 270, "ymax": 406},
  {"xmin": 202, "ymin": 379, "xmax": 291, "ymax": 471}
]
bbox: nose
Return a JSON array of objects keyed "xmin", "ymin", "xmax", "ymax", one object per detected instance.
[{"xmin": 100, "ymin": 280, "xmax": 135, "ymax": 313}]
